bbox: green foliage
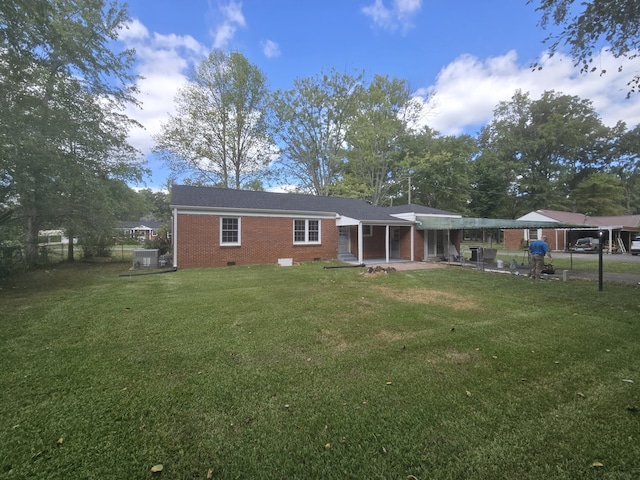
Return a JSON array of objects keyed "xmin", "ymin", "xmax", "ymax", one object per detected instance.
[
  {"xmin": 0, "ymin": 0, "xmax": 145, "ymax": 267},
  {"xmin": 79, "ymin": 231, "xmax": 114, "ymax": 258},
  {"xmin": 271, "ymin": 68, "xmax": 363, "ymax": 195},
  {"xmin": 570, "ymin": 172, "xmax": 626, "ymax": 215},
  {"xmin": 135, "ymin": 188, "xmax": 171, "ymax": 222},
  {"xmin": 476, "ymin": 90, "xmax": 617, "ymax": 217},
  {"xmin": 143, "ymin": 225, "xmax": 171, "ymax": 255},
  {"xmin": 397, "ymin": 129, "xmax": 478, "ymax": 213},
  {"xmin": 343, "ymin": 75, "xmax": 417, "ymax": 205},
  {"xmin": 154, "ymin": 50, "xmax": 273, "ymax": 189},
  {"xmin": 1, "ymin": 263, "xmax": 639, "ymax": 479},
  {"xmin": 530, "ymin": 0, "xmax": 640, "ymax": 95},
  {"xmin": 612, "ymin": 123, "xmax": 640, "ymax": 213}
]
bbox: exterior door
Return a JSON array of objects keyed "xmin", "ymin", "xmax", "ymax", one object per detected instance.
[
  {"xmin": 390, "ymin": 227, "xmax": 400, "ymax": 258},
  {"xmin": 338, "ymin": 226, "xmax": 350, "ymax": 254}
]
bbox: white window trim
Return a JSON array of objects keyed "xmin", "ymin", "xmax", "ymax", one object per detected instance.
[
  {"xmin": 220, "ymin": 217, "xmax": 241, "ymax": 246},
  {"xmin": 293, "ymin": 219, "xmax": 321, "ymax": 245}
]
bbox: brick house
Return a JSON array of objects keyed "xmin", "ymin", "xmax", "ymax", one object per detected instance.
[
  {"xmin": 170, "ymin": 185, "xmax": 463, "ymax": 269},
  {"xmin": 504, "ymin": 210, "xmax": 640, "ymax": 253}
]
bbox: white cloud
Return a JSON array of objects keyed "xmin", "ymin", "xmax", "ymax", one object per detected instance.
[
  {"xmin": 262, "ymin": 39, "xmax": 281, "ymax": 59},
  {"xmin": 119, "ymin": 20, "xmax": 208, "ymax": 156},
  {"xmin": 117, "ymin": 18, "xmax": 149, "ymax": 42},
  {"xmin": 362, "ymin": 0, "xmax": 422, "ymax": 32},
  {"xmin": 211, "ymin": 1, "xmax": 246, "ymax": 49},
  {"xmin": 413, "ymin": 49, "xmax": 640, "ymax": 136}
]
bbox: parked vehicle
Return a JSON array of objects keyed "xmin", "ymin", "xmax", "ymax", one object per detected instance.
[
  {"xmin": 573, "ymin": 237, "xmax": 600, "ymax": 252},
  {"xmin": 631, "ymin": 236, "xmax": 640, "ymax": 256}
]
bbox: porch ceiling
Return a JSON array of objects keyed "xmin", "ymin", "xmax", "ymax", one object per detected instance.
[{"xmin": 415, "ymin": 216, "xmax": 592, "ymax": 230}]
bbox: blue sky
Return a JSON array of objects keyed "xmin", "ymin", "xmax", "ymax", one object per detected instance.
[{"xmin": 117, "ymin": 0, "xmax": 640, "ymax": 190}]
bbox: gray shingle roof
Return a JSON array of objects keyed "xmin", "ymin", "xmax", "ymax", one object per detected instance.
[{"xmin": 170, "ymin": 185, "xmax": 459, "ymax": 222}]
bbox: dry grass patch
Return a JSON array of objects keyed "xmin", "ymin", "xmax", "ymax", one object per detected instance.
[{"xmin": 374, "ymin": 285, "xmax": 480, "ymax": 310}]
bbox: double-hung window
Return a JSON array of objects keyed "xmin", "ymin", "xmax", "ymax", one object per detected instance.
[
  {"xmin": 221, "ymin": 217, "xmax": 240, "ymax": 245},
  {"xmin": 294, "ymin": 219, "xmax": 320, "ymax": 244}
]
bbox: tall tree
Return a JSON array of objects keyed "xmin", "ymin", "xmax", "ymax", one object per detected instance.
[
  {"xmin": 0, "ymin": 0, "xmax": 143, "ymax": 266},
  {"xmin": 154, "ymin": 50, "xmax": 273, "ymax": 189},
  {"xmin": 136, "ymin": 188, "xmax": 171, "ymax": 222},
  {"xmin": 397, "ymin": 128, "xmax": 477, "ymax": 213},
  {"xmin": 477, "ymin": 90, "xmax": 613, "ymax": 216},
  {"xmin": 342, "ymin": 75, "xmax": 418, "ymax": 205},
  {"xmin": 570, "ymin": 172, "xmax": 626, "ymax": 215},
  {"xmin": 271, "ymin": 68, "xmax": 363, "ymax": 195},
  {"xmin": 530, "ymin": 0, "xmax": 640, "ymax": 95},
  {"xmin": 611, "ymin": 123, "xmax": 640, "ymax": 213}
]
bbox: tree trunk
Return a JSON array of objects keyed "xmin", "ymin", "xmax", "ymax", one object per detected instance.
[
  {"xmin": 67, "ymin": 235, "xmax": 75, "ymax": 262},
  {"xmin": 24, "ymin": 212, "xmax": 40, "ymax": 268}
]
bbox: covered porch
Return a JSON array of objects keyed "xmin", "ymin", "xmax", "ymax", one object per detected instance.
[{"xmin": 336, "ymin": 219, "xmax": 420, "ymax": 265}]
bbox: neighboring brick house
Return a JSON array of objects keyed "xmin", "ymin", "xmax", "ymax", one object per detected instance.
[
  {"xmin": 504, "ymin": 210, "xmax": 640, "ymax": 253},
  {"xmin": 170, "ymin": 185, "xmax": 462, "ymax": 269}
]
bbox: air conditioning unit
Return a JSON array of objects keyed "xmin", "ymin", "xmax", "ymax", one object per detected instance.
[{"xmin": 131, "ymin": 249, "xmax": 159, "ymax": 270}]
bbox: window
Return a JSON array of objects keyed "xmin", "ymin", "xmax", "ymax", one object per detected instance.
[
  {"xmin": 362, "ymin": 225, "xmax": 373, "ymax": 237},
  {"xmin": 294, "ymin": 219, "xmax": 320, "ymax": 244},
  {"xmin": 221, "ymin": 217, "xmax": 240, "ymax": 245}
]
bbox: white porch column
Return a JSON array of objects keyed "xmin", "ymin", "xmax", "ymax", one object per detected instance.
[
  {"xmin": 172, "ymin": 208, "xmax": 178, "ymax": 269},
  {"xmin": 385, "ymin": 225, "xmax": 390, "ymax": 263},
  {"xmin": 358, "ymin": 223, "xmax": 364, "ymax": 265},
  {"xmin": 410, "ymin": 225, "xmax": 415, "ymax": 261}
]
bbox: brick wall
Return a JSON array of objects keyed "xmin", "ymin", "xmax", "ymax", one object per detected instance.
[
  {"xmin": 504, "ymin": 228, "xmax": 563, "ymax": 250},
  {"xmin": 349, "ymin": 225, "xmax": 424, "ymax": 260},
  {"xmin": 504, "ymin": 229, "xmax": 525, "ymax": 250},
  {"xmin": 176, "ymin": 214, "xmax": 338, "ymax": 268}
]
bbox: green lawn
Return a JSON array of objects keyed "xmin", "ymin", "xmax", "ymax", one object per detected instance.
[{"xmin": 1, "ymin": 261, "xmax": 639, "ymax": 479}]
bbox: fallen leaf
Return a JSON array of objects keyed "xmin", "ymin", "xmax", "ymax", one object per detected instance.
[
  {"xmin": 56, "ymin": 437, "xmax": 63, "ymax": 445},
  {"xmin": 466, "ymin": 390, "xmax": 472, "ymax": 397},
  {"xmin": 622, "ymin": 379, "xmax": 634, "ymax": 383},
  {"xmin": 592, "ymin": 462, "xmax": 604, "ymax": 468},
  {"xmin": 151, "ymin": 464, "xmax": 163, "ymax": 473},
  {"xmin": 577, "ymin": 392, "xmax": 585, "ymax": 398},
  {"xmin": 207, "ymin": 469, "xmax": 213, "ymax": 479},
  {"xmin": 492, "ymin": 355, "xmax": 498, "ymax": 359},
  {"xmin": 325, "ymin": 443, "xmax": 331, "ymax": 449},
  {"xmin": 386, "ymin": 381, "xmax": 392, "ymax": 385}
]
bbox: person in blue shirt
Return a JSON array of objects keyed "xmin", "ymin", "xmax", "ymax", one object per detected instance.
[{"xmin": 528, "ymin": 235, "xmax": 552, "ymax": 279}]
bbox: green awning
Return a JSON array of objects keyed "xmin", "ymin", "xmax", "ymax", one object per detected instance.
[{"xmin": 415, "ymin": 216, "xmax": 593, "ymax": 231}]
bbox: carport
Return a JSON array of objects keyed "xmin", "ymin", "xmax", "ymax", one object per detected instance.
[{"xmin": 414, "ymin": 216, "xmax": 589, "ymax": 261}]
